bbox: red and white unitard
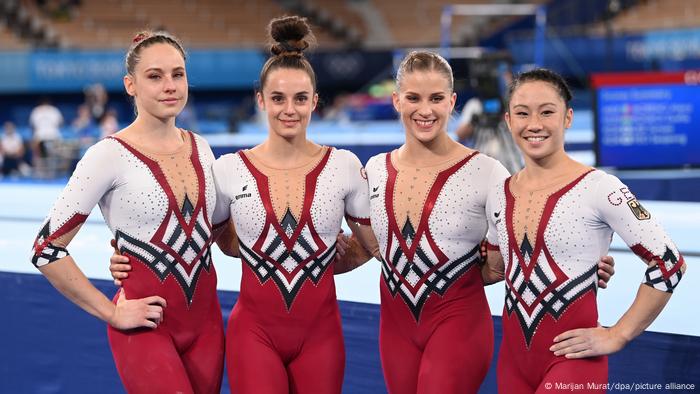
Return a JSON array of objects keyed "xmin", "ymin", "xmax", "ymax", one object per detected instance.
[
  {"xmin": 486, "ymin": 169, "xmax": 684, "ymax": 393},
  {"xmin": 365, "ymin": 150, "xmax": 509, "ymax": 394},
  {"xmin": 212, "ymin": 146, "xmax": 370, "ymax": 394},
  {"xmin": 30, "ymin": 131, "xmax": 224, "ymax": 394}
]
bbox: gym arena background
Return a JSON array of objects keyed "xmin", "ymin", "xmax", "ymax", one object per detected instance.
[{"xmin": 1, "ymin": 0, "xmax": 699, "ymax": 392}]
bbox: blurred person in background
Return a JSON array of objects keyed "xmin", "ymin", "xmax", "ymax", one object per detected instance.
[
  {"xmin": 455, "ymin": 62, "xmax": 522, "ymax": 174},
  {"xmin": 1, "ymin": 121, "xmax": 30, "ymax": 177},
  {"xmin": 84, "ymin": 83, "xmax": 109, "ymax": 122},
  {"xmin": 71, "ymin": 104, "xmax": 99, "ymax": 149},
  {"xmin": 71, "ymin": 103, "xmax": 96, "ymax": 136},
  {"xmin": 29, "ymin": 96, "xmax": 63, "ymax": 177},
  {"xmin": 98, "ymin": 108, "xmax": 119, "ymax": 139},
  {"xmin": 69, "ymin": 104, "xmax": 98, "ymax": 171},
  {"xmin": 30, "ymin": 30, "xmax": 225, "ymax": 394}
]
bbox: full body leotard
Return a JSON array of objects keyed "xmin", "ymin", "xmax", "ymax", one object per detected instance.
[
  {"xmin": 486, "ymin": 170, "xmax": 684, "ymax": 393},
  {"xmin": 212, "ymin": 147, "xmax": 369, "ymax": 394},
  {"xmin": 365, "ymin": 150, "xmax": 509, "ymax": 394},
  {"xmin": 31, "ymin": 131, "xmax": 224, "ymax": 394}
]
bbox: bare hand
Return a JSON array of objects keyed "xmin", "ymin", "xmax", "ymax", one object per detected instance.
[
  {"xmin": 109, "ymin": 254, "xmax": 131, "ymax": 287},
  {"xmin": 108, "ymin": 289, "xmax": 167, "ymax": 330},
  {"xmin": 550, "ymin": 324, "xmax": 627, "ymax": 358},
  {"xmin": 479, "ymin": 240, "xmax": 488, "ymax": 261},
  {"xmin": 336, "ymin": 230, "xmax": 350, "ymax": 256},
  {"xmin": 597, "ymin": 255, "xmax": 615, "ymax": 289}
]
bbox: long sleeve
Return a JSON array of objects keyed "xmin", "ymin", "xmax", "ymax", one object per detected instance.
[
  {"xmin": 593, "ymin": 173, "xmax": 684, "ymax": 292},
  {"xmin": 31, "ymin": 140, "xmax": 117, "ymax": 267}
]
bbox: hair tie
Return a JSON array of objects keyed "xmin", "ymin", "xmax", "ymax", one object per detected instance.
[
  {"xmin": 133, "ymin": 33, "xmax": 151, "ymax": 44},
  {"xmin": 279, "ymin": 40, "xmax": 308, "ymax": 54}
]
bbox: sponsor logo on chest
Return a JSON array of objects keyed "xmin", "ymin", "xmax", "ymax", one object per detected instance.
[
  {"xmin": 370, "ymin": 185, "xmax": 380, "ymax": 200},
  {"xmin": 235, "ymin": 184, "xmax": 252, "ymax": 200}
]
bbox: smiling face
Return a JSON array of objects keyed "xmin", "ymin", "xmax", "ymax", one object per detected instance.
[
  {"xmin": 257, "ymin": 68, "xmax": 318, "ymax": 140},
  {"xmin": 124, "ymin": 43, "xmax": 188, "ymax": 121},
  {"xmin": 393, "ymin": 70, "xmax": 456, "ymax": 144},
  {"xmin": 505, "ymin": 80, "xmax": 573, "ymax": 163}
]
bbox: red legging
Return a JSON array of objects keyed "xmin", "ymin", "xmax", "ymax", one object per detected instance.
[
  {"xmin": 379, "ymin": 288, "xmax": 494, "ymax": 394},
  {"xmin": 380, "ymin": 314, "xmax": 493, "ymax": 393},
  {"xmin": 107, "ymin": 317, "xmax": 225, "ymax": 394},
  {"xmin": 106, "ymin": 259, "xmax": 225, "ymax": 394},
  {"xmin": 497, "ymin": 342, "xmax": 607, "ymax": 393},
  {"xmin": 497, "ymin": 292, "xmax": 608, "ymax": 394},
  {"xmin": 226, "ymin": 302, "xmax": 345, "ymax": 394}
]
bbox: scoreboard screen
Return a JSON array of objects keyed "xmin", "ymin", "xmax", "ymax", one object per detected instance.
[{"xmin": 592, "ymin": 71, "xmax": 700, "ymax": 169}]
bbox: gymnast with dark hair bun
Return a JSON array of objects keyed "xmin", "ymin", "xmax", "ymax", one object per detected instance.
[{"xmin": 210, "ymin": 15, "xmax": 379, "ymax": 394}]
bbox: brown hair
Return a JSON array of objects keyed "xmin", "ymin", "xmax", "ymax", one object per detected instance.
[
  {"xmin": 125, "ymin": 30, "xmax": 187, "ymax": 75},
  {"xmin": 259, "ymin": 16, "xmax": 317, "ymax": 92},
  {"xmin": 395, "ymin": 51, "xmax": 454, "ymax": 92}
]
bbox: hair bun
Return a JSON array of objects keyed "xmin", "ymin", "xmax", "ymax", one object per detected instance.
[{"xmin": 268, "ymin": 16, "xmax": 314, "ymax": 56}]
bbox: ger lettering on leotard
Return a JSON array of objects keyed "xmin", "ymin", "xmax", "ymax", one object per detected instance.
[
  {"xmin": 212, "ymin": 147, "xmax": 370, "ymax": 394},
  {"xmin": 31, "ymin": 131, "xmax": 225, "ymax": 393}
]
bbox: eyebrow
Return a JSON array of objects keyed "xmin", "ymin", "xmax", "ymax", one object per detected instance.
[
  {"xmin": 512, "ymin": 102, "xmax": 557, "ymax": 109},
  {"xmin": 144, "ymin": 66, "xmax": 185, "ymax": 73},
  {"xmin": 269, "ymin": 90, "xmax": 310, "ymax": 95},
  {"xmin": 404, "ymin": 90, "xmax": 447, "ymax": 96}
]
